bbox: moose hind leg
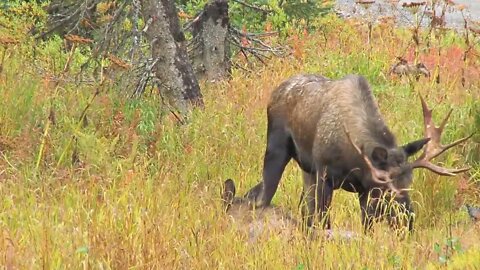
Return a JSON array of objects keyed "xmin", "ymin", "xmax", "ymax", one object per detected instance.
[
  {"xmin": 245, "ymin": 125, "xmax": 291, "ymax": 207},
  {"xmin": 301, "ymin": 170, "xmax": 333, "ymax": 229}
]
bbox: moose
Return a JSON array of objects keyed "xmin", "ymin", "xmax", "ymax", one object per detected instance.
[
  {"xmin": 245, "ymin": 74, "xmax": 471, "ymax": 232},
  {"xmin": 390, "ymin": 57, "xmax": 431, "ymax": 79}
]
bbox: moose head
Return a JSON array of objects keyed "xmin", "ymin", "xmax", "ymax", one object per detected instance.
[{"xmin": 344, "ymin": 96, "xmax": 472, "ymax": 230}]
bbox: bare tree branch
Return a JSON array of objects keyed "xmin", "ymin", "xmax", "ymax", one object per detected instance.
[{"xmin": 231, "ymin": 0, "xmax": 273, "ymax": 14}]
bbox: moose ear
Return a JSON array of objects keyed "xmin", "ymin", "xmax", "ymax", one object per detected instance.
[
  {"xmin": 222, "ymin": 179, "xmax": 236, "ymax": 208},
  {"xmin": 371, "ymin": 147, "xmax": 388, "ymax": 164},
  {"xmin": 402, "ymin": 138, "xmax": 430, "ymax": 157}
]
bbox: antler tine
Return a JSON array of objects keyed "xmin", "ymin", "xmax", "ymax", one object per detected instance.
[
  {"xmin": 414, "ymin": 159, "xmax": 471, "ymax": 176},
  {"xmin": 429, "ymin": 133, "xmax": 474, "ymax": 161},
  {"xmin": 419, "ymin": 95, "xmax": 433, "ymax": 133},
  {"xmin": 439, "ymin": 109, "xmax": 453, "ymax": 133},
  {"xmin": 413, "ymin": 96, "xmax": 472, "ymax": 176},
  {"xmin": 343, "ymin": 125, "xmax": 363, "ymax": 157},
  {"xmin": 343, "ymin": 125, "xmax": 402, "ymax": 196}
]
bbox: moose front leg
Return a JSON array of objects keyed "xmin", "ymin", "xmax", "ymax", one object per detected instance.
[
  {"xmin": 387, "ymin": 194, "xmax": 415, "ymax": 233},
  {"xmin": 358, "ymin": 189, "xmax": 383, "ymax": 233},
  {"xmin": 245, "ymin": 123, "xmax": 292, "ymax": 207},
  {"xmin": 300, "ymin": 170, "xmax": 333, "ymax": 229}
]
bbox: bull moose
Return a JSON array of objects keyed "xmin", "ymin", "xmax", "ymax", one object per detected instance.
[{"xmin": 245, "ymin": 74, "xmax": 471, "ymax": 232}]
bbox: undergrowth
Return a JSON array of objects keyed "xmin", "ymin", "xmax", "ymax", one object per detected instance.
[{"xmin": 0, "ymin": 7, "xmax": 479, "ymax": 270}]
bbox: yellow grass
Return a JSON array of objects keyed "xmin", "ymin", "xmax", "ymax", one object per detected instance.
[{"xmin": 0, "ymin": 10, "xmax": 479, "ymax": 270}]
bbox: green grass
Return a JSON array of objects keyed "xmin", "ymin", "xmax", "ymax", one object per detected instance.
[{"xmin": 0, "ymin": 11, "xmax": 479, "ymax": 270}]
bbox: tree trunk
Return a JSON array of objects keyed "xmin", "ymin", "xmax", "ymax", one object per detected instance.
[
  {"xmin": 191, "ymin": 0, "xmax": 231, "ymax": 82},
  {"xmin": 141, "ymin": 0, "xmax": 203, "ymax": 114}
]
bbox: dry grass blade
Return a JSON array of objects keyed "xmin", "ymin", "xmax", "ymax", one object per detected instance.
[
  {"xmin": 0, "ymin": 37, "xmax": 19, "ymax": 46},
  {"xmin": 64, "ymin": 34, "xmax": 93, "ymax": 44},
  {"xmin": 107, "ymin": 54, "xmax": 131, "ymax": 70}
]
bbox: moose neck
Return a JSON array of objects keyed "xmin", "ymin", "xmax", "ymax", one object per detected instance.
[{"xmin": 336, "ymin": 75, "xmax": 397, "ymax": 150}]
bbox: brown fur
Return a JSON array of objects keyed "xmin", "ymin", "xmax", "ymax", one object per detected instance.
[{"xmin": 390, "ymin": 60, "xmax": 430, "ymax": 79}]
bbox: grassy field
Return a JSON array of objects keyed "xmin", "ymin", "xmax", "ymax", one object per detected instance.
[{"xmin": 0, "ymin": 7, "xmax": 480, "ymax": 270}]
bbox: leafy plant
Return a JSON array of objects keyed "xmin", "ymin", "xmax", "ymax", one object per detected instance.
[
  {"xmin": 177, "ymin": 0, "xmax": 334, "ymax": 33},
  {"xmin": 0, "ymin": 1, "xmax": 479, "ymax": 269},
  {"xmin": 387, "ymin": 254, "xmax": 402, "ymax": 268},
  {"xmin": 434, "ymin": 237, "xmax": 464, "ymax": 265}
]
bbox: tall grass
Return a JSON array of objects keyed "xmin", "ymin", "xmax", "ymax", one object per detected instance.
[{"xmin": 0, "ymin": 11, "xmax": 479, "ymax": 269}]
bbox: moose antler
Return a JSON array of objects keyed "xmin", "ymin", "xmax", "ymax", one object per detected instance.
[
  {"xmin": 343, "ymin": 125, "xmax": 403, "ymax": 196},
  {"xmin": 411, "ymin": 96, "xmax": 473, "ymax": 176}
]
